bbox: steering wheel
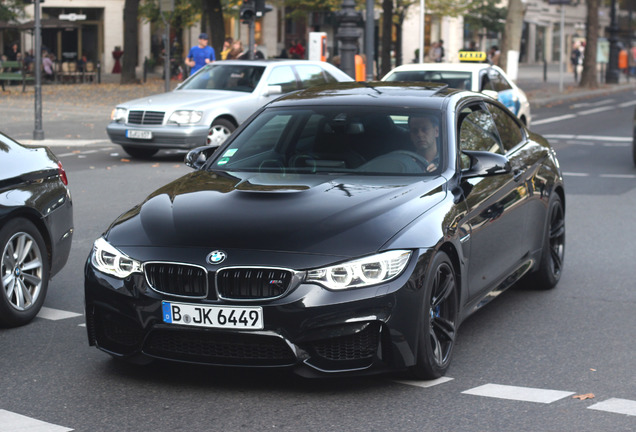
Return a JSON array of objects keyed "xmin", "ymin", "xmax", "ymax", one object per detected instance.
[{"xmin": 385, "ymin": 150, "xmax": 430, "ymax": 171}]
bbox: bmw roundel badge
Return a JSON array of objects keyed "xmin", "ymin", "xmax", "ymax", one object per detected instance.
[{"xmin": 207, "ymin": 250, "xmax": 227, "ymax": 265}]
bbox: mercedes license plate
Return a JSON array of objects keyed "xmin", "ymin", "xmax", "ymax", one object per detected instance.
[
  {"xmin": 126, "ymin": 129, "xmax": 152, "ymax": 139},
  {"xmin": 162, "ymin": 301, "xmax": 263, "ymax": 329}
]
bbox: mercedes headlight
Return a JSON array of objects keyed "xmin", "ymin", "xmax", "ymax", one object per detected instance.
[
  {"xmin": 306, "ymin": 250, "xmax": 412, "ymax": 290},
  {"xmin": 111, "ymin": 107, "xmax": 127, "ymax": 122},
  {"xmin": 92, "ymin": 237, "xmax": 141, "ymax": 278},
  {"xmin": 168, "ymin": 110, "xmax": 203, "ymax": 125}
]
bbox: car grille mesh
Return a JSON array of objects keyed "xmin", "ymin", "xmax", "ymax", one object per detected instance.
[
  {"xmin": 312, "ymin": 325, "xmax": 379, "ymax": 361},
  {"xmin": 128, "ymin": 110, "xmax": 164, "ymax": 125},
  {"xmin": 217, "ymin": 268, "xmax": 293, "ymax": 300},
  {"xmin": 144, "ymin": 329, "xmax": 297, "ymax": 366},
  {"xmin": 145, "ymin": 263, "xmax": 208, "ymax": 298}
]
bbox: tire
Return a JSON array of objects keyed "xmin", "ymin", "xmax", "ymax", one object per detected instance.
[
  {"xmin": 122, "ymin": 146, "xmax": 159, "ymax": 159},
  {"xmin": 207, "ymin": 118, "xmax": 236, "ymax": 147},
  {"xmin": 410, "ymin": 251, "xmax": 458, "ymax": 380},
  {"xmin": 0, "ymin": 218, "xmax": 50, "ymax": 327},
  {"xmin": 524, "ymin": 194, "xmax": 565, "ymax": 290}
]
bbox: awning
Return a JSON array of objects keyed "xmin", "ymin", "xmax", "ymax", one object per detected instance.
[{"xmin": 19, "ymin": 18, "xmax": 80, "ymax": 31}]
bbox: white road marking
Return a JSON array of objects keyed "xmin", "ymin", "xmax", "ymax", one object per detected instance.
[
  {"xmin": 577, "ymin": 106, "xmax": 614, "ymax": 116},
  {"xmin": 600, "ymin": 174, "xmax": 636, "ymax": 179},
  {"xmin": 462, "ymin": 384, "xmax": 574, "ymax": 404},
  {"xmin": 0, "ymin": 409, "xmax": 73, "ymax": 432},
  {"xmin": 618, "ymin": 100, "xmax": 636, "ymax": 108},
  {"xmin": 543, "ymin": 134, "xmax": 631, "ymax": 142},
  {"xmin": 532, "ymin": 114, "xmax": 577, "ymax": 125},
  {"xmin": 588, "ymin": 398, "xmax": 636, "ymax": 416},
  {"xmin": 393, "ymin": 377, "xmax": 454, "ymax": 388},
  {"xmin": 37, "ymin": 307, "xmax": 82, "ymax": 321},
  {"xmin": 570, "ymin": 99, "xmax": 615, "ymax": 108},
  {"xmin": 563, "ymin": 172, "xmax": 590, "ymax": 177}
]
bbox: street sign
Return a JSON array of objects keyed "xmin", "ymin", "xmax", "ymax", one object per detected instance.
[{"xmin": 59, "ymin": 13, "xmax": 86, "ymax": 21}]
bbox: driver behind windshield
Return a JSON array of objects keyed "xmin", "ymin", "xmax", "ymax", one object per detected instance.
[{"xmin": 408, "ymin": 114, "xmax": 440, "ymax": 172}]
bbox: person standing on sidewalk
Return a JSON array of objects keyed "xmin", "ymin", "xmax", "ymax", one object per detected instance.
[
  {"xmin": 570, "ymin": 42, "xmax": 582, "ymax": 83},
  {"xmin": 185, "ymin": 33, "xmax": 216, "ymax": 75}
]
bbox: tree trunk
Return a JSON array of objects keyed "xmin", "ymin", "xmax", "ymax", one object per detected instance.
[
  {"xmin": 500, "ymin": 0, "xmax": 524, "ymax": 73},
  {"xmin": 579, "ymin": 0, "xmax": 599, "ymax": 88},
  {"xmin": 395, "ymin": 13, "xmax": 404, "ymax": 67},
  {"xmin": 205, "ymin": 0, "xmax": 225, "ymax": 57},
  {"xmin": 121, "ymin": 0, "xmax": 140, "ymax": 84},
  {"xmin": 380, "ymin": 0, "xmax": 393, "ymax": 76}
]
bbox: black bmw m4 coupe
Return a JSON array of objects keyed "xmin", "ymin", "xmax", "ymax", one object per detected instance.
[{"xmin": 85, "ymin": 82, "xmax": 565, "ymax": 379}]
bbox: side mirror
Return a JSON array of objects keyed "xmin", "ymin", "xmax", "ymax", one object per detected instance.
[
  {"xmin": 481, "ymin": 89, "xmax": 498, "ymax": 100},
  {"xmin": 461, "ymin": 150, "xmax": 511, "ymax": 179},
  {"xmin": 184, "ymin": 145, "xmax": 218, "ymax": 170},
  {"xmin": 263, "ymin": 85, "xmax": 283, "ymax": 97}
]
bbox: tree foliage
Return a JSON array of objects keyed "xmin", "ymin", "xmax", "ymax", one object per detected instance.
[
  {"xmin": 464, "ymin": 0, "xmax": 507, "ymax": 35},
  {"xmin": 0, "ymin": 0, "xmax": 25, "ymax": 21}
]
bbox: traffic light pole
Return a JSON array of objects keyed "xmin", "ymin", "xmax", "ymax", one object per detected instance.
[{"xmin": 248, "ymin": 19, "xmax": 255, "ymax": 60}]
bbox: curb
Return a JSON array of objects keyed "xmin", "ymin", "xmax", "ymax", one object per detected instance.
[{"xmin": 526, "ymin": 82, "xmax": 636, "ymax": 109}]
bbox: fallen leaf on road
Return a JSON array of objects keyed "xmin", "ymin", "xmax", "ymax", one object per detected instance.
[
  {"xmin": 72, "ymin": 150, "xmax": 81, "ymax": 154},
  {"xmin": 120, "ymin": 158, "xmax": 130, "ymax": 162},
  {"xmin": 590, "ymin": 368, "xmax": 596, "ymax": 372},
  {"xmin": 152, "ymin": 164, "xmax": 160, "ymax": 168},
  {"xmin": 573, "ymin": 393, "xmax": 595, "ymax": 400}
]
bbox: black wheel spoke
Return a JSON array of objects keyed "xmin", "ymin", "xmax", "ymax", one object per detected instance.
[
  {"xmin": 432, "ymin": 316, "xmax": 456, "ymax": 343},
  {"xmin": 550, "ymin": 218, "xmax": 565, "ymax": 239},
  {"xmin": 550, "ymin": 246, "xmax": 563, "ymax": 272},
  {"xmin": 432, "ymin": 273, "xmax": 454, "ymax": 307}
]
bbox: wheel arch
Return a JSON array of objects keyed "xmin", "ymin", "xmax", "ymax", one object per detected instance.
[
  {"xmin": 213, "ymin": 114, "xmax": 238, "ymax": 128},
  {"xmin": 0, "ymin": 209, "xmax": 52, "ymax": 272},
  {"xmin": 438, "ymin": 241, "xmax": 463, "ymax": 314}
]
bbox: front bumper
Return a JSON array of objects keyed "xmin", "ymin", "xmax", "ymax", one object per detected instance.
[
  {"xmin": 84, "ymin": 252, "xmax": 429, "ymax": 377},
  {"xmin": 106, "ymin": 122, "xmax": 209, "ymax": 150}
]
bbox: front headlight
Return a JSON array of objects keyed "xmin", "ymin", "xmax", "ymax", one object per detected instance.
[
  {"xmin": 92, "ymin": 237, "xmax": 141, "ymax": 278},
  {"xmin": 111, "ymin": 107, "xmax": 127, "ymax": 122},
  {"xmin": 306, "ymin": 250, "xmax": 412, "ymax": 290},
  {"xmin": 168, "ymin": 110, "xmax": 203, "ymax": 125}
]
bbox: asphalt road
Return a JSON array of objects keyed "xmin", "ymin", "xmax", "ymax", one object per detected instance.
[{"xmin": 1, "ymin": 89, "xmax": 635, "ymax": 431}]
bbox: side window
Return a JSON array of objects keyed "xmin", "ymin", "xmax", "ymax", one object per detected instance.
[
  {"xmin": 487, "ymin": 103, "xmax": 524, "ymax": 152},
  {"xmin": 266, "ymin": 66, "xmax": 298, "ymax": 93},
  {"xmin": 490, "ymin": 70, "xmax": 513, "ymax": 92},
  {"xmin": 458, "ymin": 105, "xmax": 503, "ymax": 169},
  {"xmin": 295, "ymin": 65, "xmax": 328, "ymax": 89},
  {"xmin": 479, "ymin": 72, "xmax": 493, "ymax": 92}
]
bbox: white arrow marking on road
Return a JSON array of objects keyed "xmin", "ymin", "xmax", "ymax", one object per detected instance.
[
  {"xmin": 0, "ymin": 410, "xmax": 73, "ymax": 431},
  {"xmin": 392, "ymin": 376, "xmax": 454, "ymax": 388},
  {"xmin": 37, "ymin": 307, "xmax": 82, "ymax": 321},
  {"xmin": 462, "ymin": 383, "xmax": 574, "ymax": 404},
  {"xmin": 588, "ymin": 398, "xmax": 636, "ymax": 416}
]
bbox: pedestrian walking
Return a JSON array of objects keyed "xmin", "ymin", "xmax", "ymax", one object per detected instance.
[{"xmin": 185, "ymin": 33, "xmax": 216, "ymax": 75}]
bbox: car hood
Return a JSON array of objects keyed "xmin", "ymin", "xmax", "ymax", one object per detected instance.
[
  {"xmin": 119, "ymin": 89, "xmax": 251, "ymax": 111},
  {"xmin": 105, "ymin": 170, "xmax": 446, "ymax": 259}
]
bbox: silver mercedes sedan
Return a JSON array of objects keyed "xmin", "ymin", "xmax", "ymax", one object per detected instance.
[{"xmin": 106, "ymin": 60, "xmax": 354, "ymax": 158}]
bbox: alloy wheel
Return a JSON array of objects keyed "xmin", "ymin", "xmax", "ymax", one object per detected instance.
[{"xmin": 1, "ymin": 232, "xmax": 44, "ymax": 311}]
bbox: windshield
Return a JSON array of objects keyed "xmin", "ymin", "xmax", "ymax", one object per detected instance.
[
  {"xmin": 208, "ymin": 106, "xmax": 443, "ymax": 176},
  {"xmin": 385, "ymin": 70, "xmax": 472, "ymax": 90},
  {"xmin": 179, "ymin": 64, "xmax": 266, "ymax": 92}
]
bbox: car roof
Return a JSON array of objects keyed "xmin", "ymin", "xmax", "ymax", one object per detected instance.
[
  {"xmin": 213, "ymin": 59, "xmax": 339, "ymax": 68},
  {"xmin": 269, "ymin": 82, "xmax": 465, "ymax": 109},
  {"xmin": 386, "ymin": 62, "xmax": 494, "ymax": 73}
]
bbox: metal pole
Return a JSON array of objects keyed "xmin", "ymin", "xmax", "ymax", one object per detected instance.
[
  {"xmin": 248, "ymin": 19, "xmax": 255, "ymax": 60},
  {"xmin": 606, "ymin": 0, "xmax": 620, "ymax": 84},
  {"xmin": 33, "ymin": 0, "xmax": 44, "ymax": 140},
  {"xmin": 163, "ymin": 15, "xmax": 170, "ymax": 92},
  {"xmin": 418, "ymin": 0, "xmax": 425, "ymax": 63},
  {"xmin": 365, "ymin": 0, "xmax": 374, "ymax": 80},
  {"xmin": 559, "ymin": 5, "xmax": 564, "ymax": 92}
]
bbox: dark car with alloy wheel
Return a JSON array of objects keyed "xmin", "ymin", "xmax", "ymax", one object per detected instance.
[
  {"xmin": 1, "ymin": 132, "xmax": 74, "ymax": 327},
  {"xmin": 106, "ymin": 60, "xmax": 353, "ymax": 159},
  {"xmin": 85, "ymin": 82, "xmax": 565, "ymax": 379}
]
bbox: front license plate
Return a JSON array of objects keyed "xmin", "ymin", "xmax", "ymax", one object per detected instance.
[
  {"xmin": 126, "ymin": 129, "xmax": 152, "ymax": 139},
  {"xmin": 162, "ymin": 301, "xmax": 264, "ymax": 329}
]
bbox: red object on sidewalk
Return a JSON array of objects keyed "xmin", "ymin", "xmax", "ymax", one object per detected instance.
[{"xmin": 112, "ymin": 48, "xmax": 123, "ymax": 73}]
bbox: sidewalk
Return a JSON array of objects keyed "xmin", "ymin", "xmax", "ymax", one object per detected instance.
[{"xmin": 516, "ymin": 62, "xmax": 636, "ymax": 108}]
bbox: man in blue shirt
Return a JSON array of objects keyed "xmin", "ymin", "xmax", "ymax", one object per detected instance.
[{"xmin": 185, "ymin": 33, "xmax": 216, "ymax": 75}]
